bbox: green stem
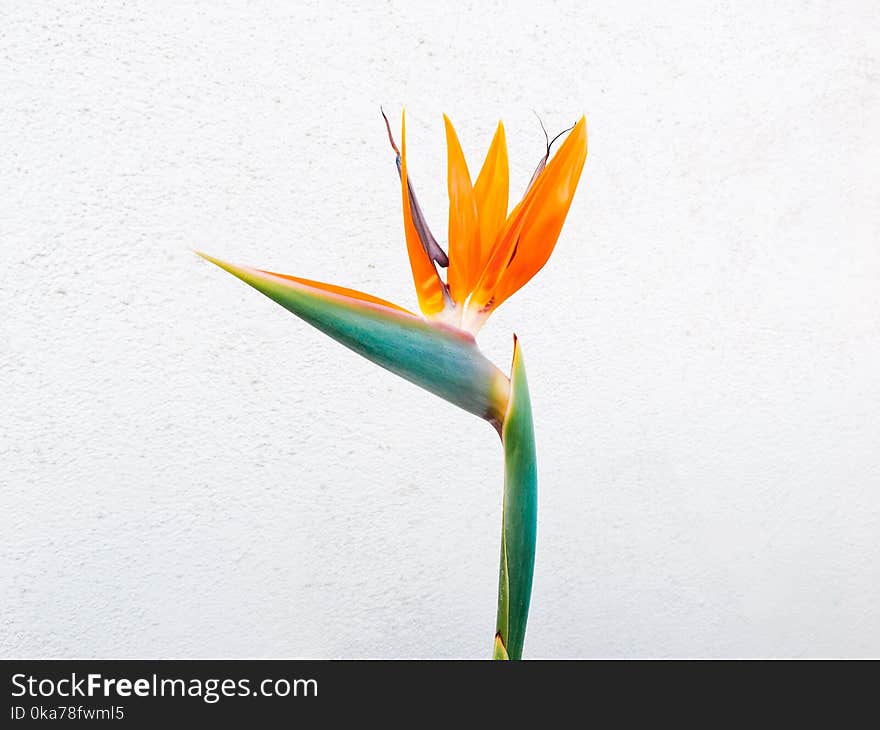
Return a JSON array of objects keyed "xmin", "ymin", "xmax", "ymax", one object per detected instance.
[{"xmin": 493, "ymin": 337, "xmax": 538, "ymax": 660}]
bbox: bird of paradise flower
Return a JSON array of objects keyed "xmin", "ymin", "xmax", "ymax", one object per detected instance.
[{"xmin": 197, "ymin": 110, "xmax": 587, "ymax": 659}]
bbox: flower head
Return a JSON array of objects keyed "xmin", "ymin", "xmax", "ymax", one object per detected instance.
[
  {"xmin": 387, "ymin": 111, "xmax": 587, "ymax": 331},
  {"xmin": 196, "ymin": 111, "xmax": 587, "ymax": 423}
]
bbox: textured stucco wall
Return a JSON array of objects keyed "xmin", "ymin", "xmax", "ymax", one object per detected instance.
[{"xmin": 3, "ymin": 1, "xmax": 879, "ymax": 658}]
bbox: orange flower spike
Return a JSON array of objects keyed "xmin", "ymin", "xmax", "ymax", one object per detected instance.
[
  {"xmin": 493, "ymin": 116, "xmax": 587, "ymax": 305},
  {"xmin": 399, "ymin": 111, "xmax": 450, "ymax": 317},
  {"xmin": 468, "ymin": 116, "xmax": 587, "ymax": 324},
  {"xmin": 443, "ymin": 115, "xmax": 480, "ymax": 305},
  {"xmin": 473, "ymin": 121, "xmax": 509, "ymax": 276}
]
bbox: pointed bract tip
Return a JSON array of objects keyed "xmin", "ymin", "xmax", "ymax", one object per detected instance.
[
  {"xmin": 194, "ymin": 250, "xmax": 226, "ymax": 268},
  {"xmin": 493, "ymin": 632, "xmax": 510, "ymax": 660},
  {"xmin": 194, "ymin": 251, "xmax": 249, "ymax": 279}
]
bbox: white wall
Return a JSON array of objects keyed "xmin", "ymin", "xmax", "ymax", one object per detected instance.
[{"xmin": 3, "ymin": 1, "xmax": 879, "ymax": 658}]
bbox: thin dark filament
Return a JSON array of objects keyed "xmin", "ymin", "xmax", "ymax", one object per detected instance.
[{"xmin": 526, "ymin": 112, "xmax": 576, "ymax": 191}]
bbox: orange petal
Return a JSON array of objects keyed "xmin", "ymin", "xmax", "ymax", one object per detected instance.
[
  {"xmin": 257, "ymin": 269, "xmax": 415, "ymax": 314},
  {"xmin": 470, "ymin": 186, "xmax": 535, "ymax": 304},
  {"xmin": 470, "ymin": 117, "xmax": 587, "ymax": 319},
  {"xmin": 474, "ymin": 121, "xmax": 509, "ymax": 276},
  {"xmin": 400, "ymin": 111, "xmax": 450, "ymax": 316},
  {"xmin": 443, "ymin": 114, "xmax": 479, "ymax": 304}
]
